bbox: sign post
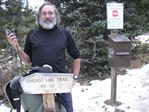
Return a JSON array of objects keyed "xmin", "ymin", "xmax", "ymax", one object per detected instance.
[
  {"xmin": 105, "ymin": 2, "xmax": 124, "ymax": 106},
  {"xmin": 43, "ymin": 94, "xmax": 55, "ymax": 112}
]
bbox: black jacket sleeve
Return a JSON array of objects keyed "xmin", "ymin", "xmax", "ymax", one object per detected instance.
[
  {"xmin": 63, "ymin": 29, "xmax": 80, "ymax": 59},
  {"xmin": 24, "ymin": 29, "xmax": 36, "ymax": 61}
]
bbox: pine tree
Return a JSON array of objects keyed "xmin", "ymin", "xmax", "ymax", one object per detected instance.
[{"xmin": 0, "ymin": 0, "xmax": 35, "ymax": 48}]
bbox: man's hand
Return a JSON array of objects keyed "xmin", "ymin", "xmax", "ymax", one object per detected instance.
[
  {"xmin": 72, "ymin": 80, "xmax": 77, "ymax": 87},
  {"xmin": 6, "ymin": 32, "xmax": 18, "ymax": 50}
]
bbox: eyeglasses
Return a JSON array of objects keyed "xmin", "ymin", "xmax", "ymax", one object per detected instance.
[{"xmin": 41, "ymin": 11, "xmax": 55, "ymax": 16}]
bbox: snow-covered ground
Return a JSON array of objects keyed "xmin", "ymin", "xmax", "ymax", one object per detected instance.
[
  {"xmin": 1, "ymin": 63, "xmax": 149, "ymax": 112},
  {"xmin": 135, "ymin": 34, "xmax": 149, "ymax": 43},
  {"xmin": 72, "ymin": 64, "xmax": 149, "ymax": 112}
]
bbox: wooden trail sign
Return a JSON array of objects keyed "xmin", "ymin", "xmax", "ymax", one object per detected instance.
[
  {"xmin": 19, "ymin": 73, "xmax": 74, "ymax": 94},
  {"xmin": 19, "ymin": 73, "xmax": 73, "ymax": 112}
]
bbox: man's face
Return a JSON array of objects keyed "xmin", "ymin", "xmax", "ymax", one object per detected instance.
[{"xmin": 39, "ymin": 5, "xmax": 57, "ymax": 30}]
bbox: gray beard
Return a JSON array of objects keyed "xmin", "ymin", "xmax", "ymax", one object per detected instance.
[{"xmin": 39, "ymin": 18, "xmax": 57, "ymax": 30}]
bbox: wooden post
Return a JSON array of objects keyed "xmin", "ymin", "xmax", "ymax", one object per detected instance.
[
  {"xmin": 104, "ymin": 29, "xmax": 122, "ymax": 106},
  {"xmin": 109, "ymin": 30, "xmax": 121, "ymax": 106},
  {"xmin": 110, "ymin": 30, "xmax": 115, "ymax": 106},
  {"xmin": 110, "ymin": 30, "xmax": 118, "ymax": 105},
  {"xmin": 43, "ymin": 94, "xmax": 55, "ymax": 112},
  {"xmin": 110, "ymin": 67, "xmax": 117, "ymax": 105}
]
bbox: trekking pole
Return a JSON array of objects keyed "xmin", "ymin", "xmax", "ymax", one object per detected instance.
[
  {"xmin": 15, "ymin": 41, "xmax": 27, "ymax": 75},
  {"xmin": 5, "ymin": 29, "xmax": 26, "ymax": 75}
]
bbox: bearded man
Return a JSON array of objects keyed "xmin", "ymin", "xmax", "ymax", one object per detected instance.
[{"xmin": 6, "ymin": 2, "xmax": 80, "ymax": 112}]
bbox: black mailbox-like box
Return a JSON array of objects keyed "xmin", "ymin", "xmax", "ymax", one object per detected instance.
[{"xmin": 108, "ymin": 34, "xmax": 131, "ymax": 67}]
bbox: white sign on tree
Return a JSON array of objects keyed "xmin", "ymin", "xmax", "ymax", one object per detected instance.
[{"xmin": 107, "ymin": 3, "xmax": 124, "ymax": 29}]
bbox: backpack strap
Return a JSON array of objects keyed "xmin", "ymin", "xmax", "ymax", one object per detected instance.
[{"xmin": 5, "ymin": 76, "xmax": 22, "ymax": 112}]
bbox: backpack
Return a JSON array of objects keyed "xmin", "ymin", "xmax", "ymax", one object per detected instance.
[{"xmin": 4, "ymin": 65, "xmax": 53, "ymax": 112}]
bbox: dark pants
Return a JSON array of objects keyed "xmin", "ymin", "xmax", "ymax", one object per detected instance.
[{"xmin": 56, "ymin": 93, "xmax": 73, "ymax": 112}]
